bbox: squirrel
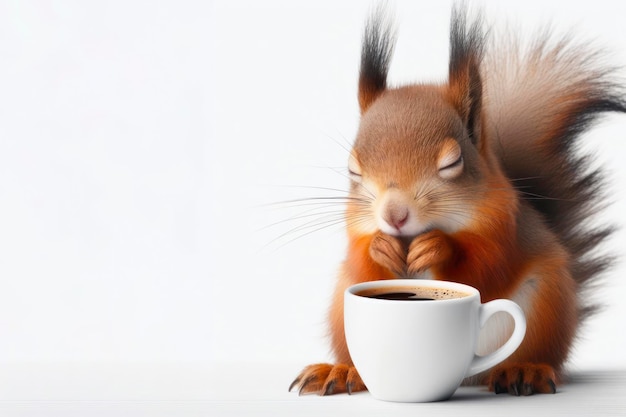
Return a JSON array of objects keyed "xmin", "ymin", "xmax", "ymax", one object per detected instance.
[{"xmin": 289, "ymin": 4, "xmax": 626, "ymax": 396}]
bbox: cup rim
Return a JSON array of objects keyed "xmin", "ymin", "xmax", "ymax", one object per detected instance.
[{"xmin": 346, "ymin": 279, "xmax": 479, "ymax": 303}]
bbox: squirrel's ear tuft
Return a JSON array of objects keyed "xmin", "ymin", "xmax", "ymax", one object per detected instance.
[
  {"xmin": 358, "ymin": 6, "xmax": 396, "ymax": 114},
  {"xmin": 447, "ymin": 5, "xmax": 485, "ymax": 147}
]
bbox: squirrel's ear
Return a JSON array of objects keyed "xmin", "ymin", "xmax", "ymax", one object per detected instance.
[
  {"xmin": 358, "ymin": 7, "xmax": 395, "ymax": 114},
  {"xmin": 447, "ymin": 6, "xmax": 484, "ymax": 148}
]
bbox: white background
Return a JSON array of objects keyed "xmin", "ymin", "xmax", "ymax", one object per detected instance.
[{"xmin": 0, "ymin": 0, "xmax": 625, "ymax": 376}]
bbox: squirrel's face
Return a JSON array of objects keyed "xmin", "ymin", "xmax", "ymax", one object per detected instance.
[{"xmin": 347, "ymin": 86, "xmax": 487, "ymax": 238}]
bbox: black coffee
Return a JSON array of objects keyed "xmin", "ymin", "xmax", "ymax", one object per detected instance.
[
  {"xmin": 366, "ymin": 291, "xmax": 434, "ymax": 301},
  {"xmin": 356, "ymin": 286, "xmax": 470, "ymax": 301}
]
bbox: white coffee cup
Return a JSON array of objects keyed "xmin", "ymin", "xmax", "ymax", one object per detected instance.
[{"xmin": 344, "ymin": 279, "xmax": 526, "ymax": 402}]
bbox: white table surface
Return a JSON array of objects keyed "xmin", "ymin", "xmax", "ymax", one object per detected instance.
[{"xmin": 0, "ymin": 361, "xmax": 624, "ymax": 416}]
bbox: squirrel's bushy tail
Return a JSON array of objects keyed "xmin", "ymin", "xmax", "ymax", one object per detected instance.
[{"xmin": 479, "ymin": 21, "xmax": 626, "ymax": 318}]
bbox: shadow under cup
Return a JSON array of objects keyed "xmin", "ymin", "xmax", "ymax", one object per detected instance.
[{"xmin": 344, "ymin": 279, "xmax": 526, "ymax": 402}]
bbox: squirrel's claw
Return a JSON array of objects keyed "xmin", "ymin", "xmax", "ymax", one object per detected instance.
[
  {"xmin": 289, "ymin": 363, "xmax": 366, "ymax": 396},
  {"xmin": 488, "ymin": 363, "xmax": 558, "ymax": 396},
  {"xmin": 288, "ymin": 376, "xmax": 301, "ymax": 393},
  {"xmin": 298, "ymin": 375, "xmax": 317, "ymax": 396}
]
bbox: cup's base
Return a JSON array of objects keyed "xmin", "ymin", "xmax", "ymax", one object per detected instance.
[{"xmin": 370, "ymin": 390, "xmax": 454, "ymax": 403}]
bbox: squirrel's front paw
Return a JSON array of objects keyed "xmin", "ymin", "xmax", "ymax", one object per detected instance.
[
  {"xmin": 369, "ymin": 231, "xmax": 407, "ymax": 276},
  {"xmin": 487, "ymin": 363, "xmax": 557, "ymax": 395},
  {"xmin": 407, "ymin": 229, "xmax": 453, "ymax": 275},
  {"xmin": 289, "ymin": 363, "xmax": 366, "ymax": 395}
]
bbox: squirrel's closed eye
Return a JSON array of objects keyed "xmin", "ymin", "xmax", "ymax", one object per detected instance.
[
  {"xmin": 348, "ymin": 153, "xmax": 363, "ymax": 182},
  {"xmin": 440, "ymin": 154, "xmax": 463, "ymax": 170},
  {"xmin": 349, "ymin": 169, "xmax": 362, "ymax": 181},
  {"xmin": 438, "ymin": 139, "xmax": 464, "ymax": 179}
]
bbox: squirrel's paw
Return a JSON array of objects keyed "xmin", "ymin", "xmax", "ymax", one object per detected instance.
[
  {"xmin": 407, "ymin": 229, "xmax": 453, "ymax": 275},
  {"xmin": 369, "ymin": 231, "xmax": 407, "ymax": 276},
  {"xmin": 289, "ymin": 363, "xmax": 366, "ymax": 396},
  {"xmin": 487, "ymin": 363, "xmax": 557, "ymax": 396}
]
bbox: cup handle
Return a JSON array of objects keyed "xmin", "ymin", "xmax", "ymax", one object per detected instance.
[{"xmin": 465, "ymin": 299, "xmax": 527, "ymax": 377}]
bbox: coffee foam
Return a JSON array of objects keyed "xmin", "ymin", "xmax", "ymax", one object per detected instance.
[{"xmin": 356, "ymin": 286, "xmax": 470, "ymax": 300}]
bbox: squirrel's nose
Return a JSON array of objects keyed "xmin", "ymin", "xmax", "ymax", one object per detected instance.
[{"xmin": 384, "ymin": 206, "xmax": 409, "ymax": 231}]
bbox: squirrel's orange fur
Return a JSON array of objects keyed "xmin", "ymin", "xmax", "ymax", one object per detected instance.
[{"xmin": 290, "ymin": 5, "xmax": 625, "ymax": 396}]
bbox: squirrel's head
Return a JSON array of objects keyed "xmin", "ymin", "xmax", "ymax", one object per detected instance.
[
  {"xmin": 347, "ymin": 7, "xmax": 503, "ymax": 238},
  {"xmin": 349, "ymin": 86, "xmax": 488, "ymax": 238}
]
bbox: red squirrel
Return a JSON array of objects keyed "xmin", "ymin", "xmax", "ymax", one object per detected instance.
[{"xmin": 289, "ymin": 5, "xmax": 625, "ymax": 396}]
